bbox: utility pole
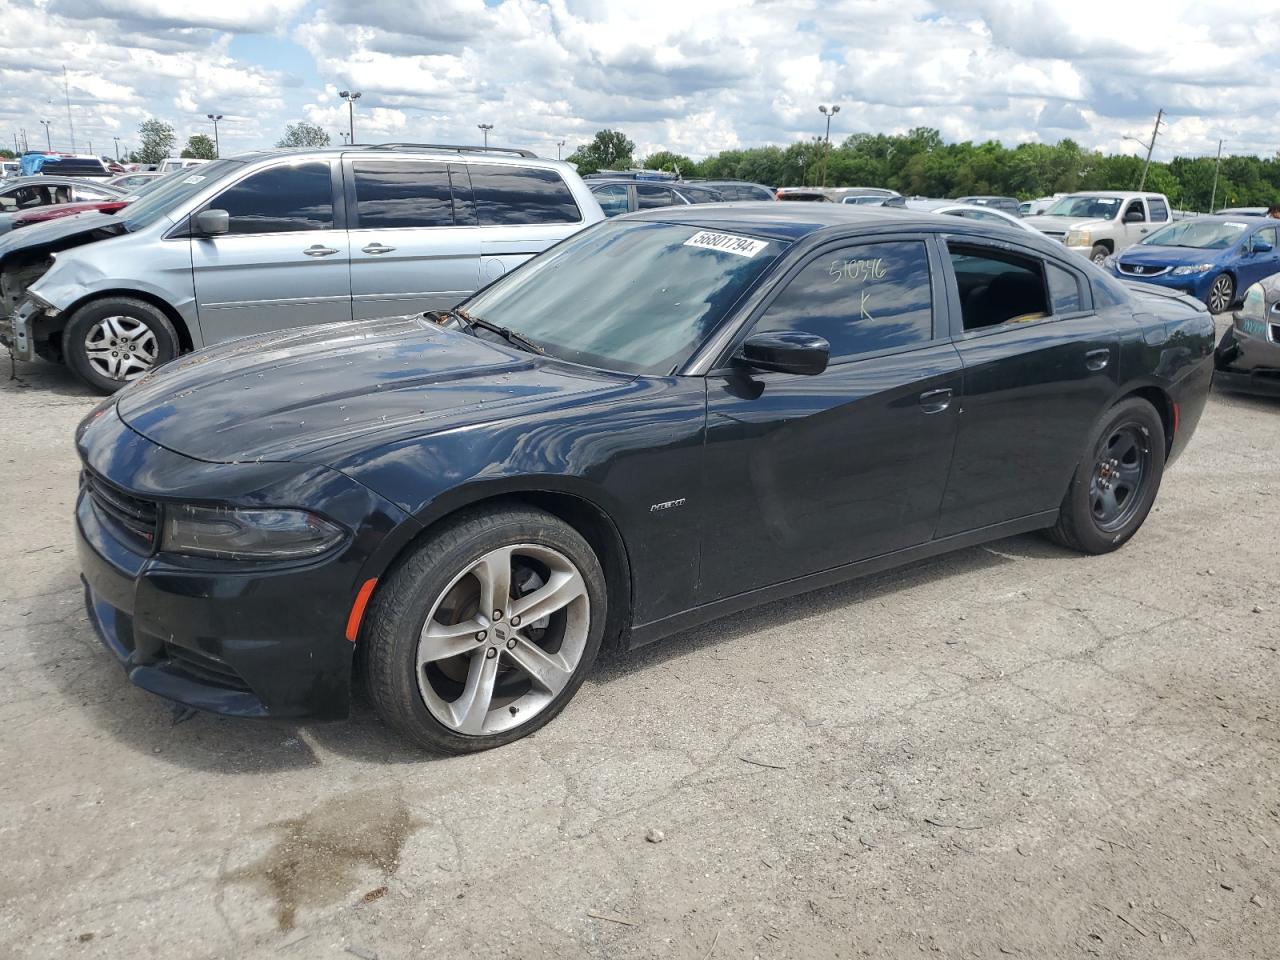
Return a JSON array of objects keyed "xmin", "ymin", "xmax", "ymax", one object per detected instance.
[
  {"xmin": 1137, "ymin": 108, "xmax": 1163, "ymax": 191},
  {"xmin": 1209, "ymin": 138, "xmax": 1224, "ymax": 213},
  {"xmin": 63, "ymin": 66, "xmax": 77, "ymax": 153}
]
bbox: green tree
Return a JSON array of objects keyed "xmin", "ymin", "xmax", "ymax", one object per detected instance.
[
  {"xmin": 135, "ymin": 119, "xmax": 176, "ymax": 164},
  {"xmin": 180, "ymin": 134, "xmax": 217, "ymax": 160},
  {"xmin": 276, "ymin": 122, "xmax": 331, "ymax": 148},
  {"xmin": 0, "ymin": 148, "xmax": 15, "ymax": 159},
  {"xmin": 642, "ymin": 150, "xmax": 694, "ymax": 176},
  {"xmin": 566, "ymin": 129, "xmax": 635, "ymax": 175}
]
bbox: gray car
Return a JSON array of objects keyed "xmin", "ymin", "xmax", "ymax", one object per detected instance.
[{"xmin": 3, "ymin": 145, "xmax": 604, "ymax": 392}]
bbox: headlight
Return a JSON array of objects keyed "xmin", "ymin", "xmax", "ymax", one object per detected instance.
[
  {"xmin": 161, "ymin": 505, "xmax": 345, "ymax": 560},
  {"xmin": 1240, "ymin": 283, "xmax": 1266, "ymax": 320},
  {"xmin": 1066, "ymin": 229, "xmax": 1092, "ymax": 246},
  {"xmin": 1170, "ymin": 263, "xmax": 1215, "ymax": 276}
]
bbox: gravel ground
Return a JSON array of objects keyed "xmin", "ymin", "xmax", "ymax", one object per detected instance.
[{"xmin": 1, "ymin": 327, "xmax": 1277, "ymax": 960}]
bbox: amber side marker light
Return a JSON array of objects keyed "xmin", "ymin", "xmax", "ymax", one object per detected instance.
[{"xmin": 345, "ymin": 578, "xmax": 378, "ymax": 643}]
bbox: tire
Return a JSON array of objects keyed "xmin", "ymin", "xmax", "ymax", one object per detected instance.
[
  {"xmin": 1214, "ymin": 326, "xmax": 1238, "ymax": 369},
  {"xmin": 63, "ymin": 297, "xmax": 179, "ymax": 394},
  {"xmin": 1046, "ymin": 397, "xmax": 1166, "ymax": 555},
  {"xmin": 1089, "ymin": 244, "xmax": 1110, "ymax": 265},
  {"xmin": 1207, "ymin": 273, "xmax": 1235, "ymax": 315},
  {"xmin": 362, "ymin": 505, "xmax": 607, "ymax": 754}
]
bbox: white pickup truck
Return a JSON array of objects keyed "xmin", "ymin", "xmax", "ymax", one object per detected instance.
[{"xmin": 1022, "ymin": 191, "xmax": 1174, "ymax": 264}]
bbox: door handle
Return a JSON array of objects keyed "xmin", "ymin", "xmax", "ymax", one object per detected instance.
[
  {"xmin": 303, "ymin": 245, "xmax": 340, "ymax": 257},
  {"xmin": 919, "ymin": 387, "xmax": 953, "ymax": 414},
  {"xmin": 1085, "ymin": 348, "xmax": 1111, "ymax": 371},
  {"xmin": 362, "ymin": 243, "xmax": 396, "ymax": 255}
]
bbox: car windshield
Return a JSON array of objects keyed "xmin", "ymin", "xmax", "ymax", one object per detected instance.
[
  {"xmin": 1142, "ymin": 220, "xmax": 1248, "ymax": 250},
  {"xmin": 462, "ymin": 220, "xmax": 785, "ymax": 375},
  {"xmin": 122, "ymin": 159, "xmax": 243, "ymax": 231},
  {"xmin": 1045, "ymin": 196, "xmax": 1122, "ymax": 219}
]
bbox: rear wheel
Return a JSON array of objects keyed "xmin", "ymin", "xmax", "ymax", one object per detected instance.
[
  {"xmin": 1207, "ymin": 273, "xmax": 1235, "ymax": 314},
  {"xmin": 63, "ymin": 297, "xmax": 179, "ymax": 393},
  {"xmin": 362, "ymin": 506, "xmax": 607, "ymax": 753},
  {"xmin": 1046, "ymin": 397, "xmax": 1166, "ymax": 554}
]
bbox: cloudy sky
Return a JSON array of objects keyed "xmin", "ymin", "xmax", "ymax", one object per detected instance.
[{"xmin": 2, "ymin": 0, "xmax": 1279, "ymax": 163}]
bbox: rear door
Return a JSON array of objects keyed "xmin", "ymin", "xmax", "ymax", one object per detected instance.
[
  {"xmin": 1121, "ymin": 197, "xmax": 1151, "ymax": 247},
  {"xmin": 635, "ymin": 183, "xmax": 682, "ymax": 210},
  {"xmin": 346, "ymin": 158, "xmax": 479, "ymax": 319},
  {"xmin": 466, "ymin": 163, "xmax": 589, "ymax": 284},
  {"xmin": 190, "ymin": 159, "xmax": 351, "ymax": 342},
  {"xmin": 591, "ymin": 182, "xmax": 631, "ymax": 217},
  {"xmin": 935, "ymin": 239, "xmax": 1120, "ymax": 536},
  {"xmin": 699, "ymin": 235, "xmax": 963, "ymax": 601}
]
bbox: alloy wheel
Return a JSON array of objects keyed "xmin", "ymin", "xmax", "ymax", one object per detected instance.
[
  {"xmin": 1089, "ymin": 423, "xmax": 1151, "ymax": 532},
  {"xmin": 84, "ymin": 315, "xmax": 159, "ymax": 382},
  {"xmin": 1208, "ymin": 275, "xmax": 1234, "ymax": 314},
  {"xmin": 415, "ymin": 543, "xmax": 590, "ymax": 736}
]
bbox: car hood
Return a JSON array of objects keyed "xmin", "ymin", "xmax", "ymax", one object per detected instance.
[
  {"xmin": 1022, "ymin": 214, "xmax": 1107, "ymax": 233},
  {"xmin": 116, "ymin": 314, "xmax": 631, "ymax": 465},
  {"xmin": 1117, "ymin": 244, "xmax": 1225, "ymax": 267},
  {"xmin": 0, "ymin": 210, "xmax": 126, "ymax": 258}
]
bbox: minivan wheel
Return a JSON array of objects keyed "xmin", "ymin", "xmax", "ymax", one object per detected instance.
[
  {"xmin": 362, "ymin": 505, "xmax": 607, "ymax": 754},
  {"xmin": 1046, "ymin": 397, "xmax": 1166, "ymax": 555},
  {"xmin": 64, "ymin": 297, "xmax": 179, "ymax": 394}
]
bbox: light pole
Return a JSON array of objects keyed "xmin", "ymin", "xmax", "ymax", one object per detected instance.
[
  {"xmin": 113, "ymin": 136, "xmax": 120, "ymax": 161},
  {"xmin": 206, "ymin": 114, "xmax": 223, "ymax": 158},
  {"xmin": 341, "ymin": 131, "xmax": 350, "ymax": 145},
  {"xmin": 818, "ymin": 104, "xmax": 840, "ymax": 187},
  {"xmin": 477, "ymin": 123, "xmax": 493, "ymax": 149},
  {"xmin": 39, "ymin": 119, "xmax": 52, "ymax": 151},
  {"xmin": 338, "ymin": 90, "xmax": 362, "ymax": 144},
  {"xmin": 557, "ymin": 139, "xmax": 565, "ymax": 160}
]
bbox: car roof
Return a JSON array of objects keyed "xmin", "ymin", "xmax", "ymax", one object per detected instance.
[
  {"xmin": 1176, "ymin": 215, "xmax": 1270, "ymax": 228},
  {"xmin": 1, "ymin": 175, "xmax": 122, "ymax": 189},
  {"xmin": 225, "ymin": 144, "xmax": 569, "ymax": 170},
  {"xmin": 1062, "ymin": 190, "xmax": 1161, "ymax": 199}
]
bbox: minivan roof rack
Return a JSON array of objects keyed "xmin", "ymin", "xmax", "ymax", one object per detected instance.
[{"xmin": 366, "ymin": 143, "xmax": 538, "ymax": 158}]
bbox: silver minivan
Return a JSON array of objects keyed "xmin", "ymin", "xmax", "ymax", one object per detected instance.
[{"xmin": 7, "ymin": 145, "xmax": 603, "ymax": 391}]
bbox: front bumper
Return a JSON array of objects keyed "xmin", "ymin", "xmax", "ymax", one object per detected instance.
[
  {"xmin": 75, "ymin": 408, "xmax": 415, "ymax": 720},
  {"xmin": 0, "ymin": 298, "xmax": 39, "ymax": 361},
  {"xmin": 1215, "ymin": 323, "xmax": 1280, "ymax": 397}
]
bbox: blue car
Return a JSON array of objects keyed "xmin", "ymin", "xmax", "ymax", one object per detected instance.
[{"xmin": 1105, "ymin": 216, "xmax": 1280, "ymax": 313}]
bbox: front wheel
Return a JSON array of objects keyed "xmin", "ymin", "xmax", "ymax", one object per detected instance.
[
  {"xmin": 1089, "ymin": 244, "xmax": 1110, "ymax": 265},
  {"xmin": 63, "ymin": 297, "xmax": 179, "ymax": 393},
  {"xmin": 362, "ymin": 506, "xmax": 607, "ymax": 753},
  {"xmin": 1207, "ymin": 273, "xmax": 1235, "ymax": 314},
  {"xmin": 1046, "ymin": 397, "xmax": 1166, "ymax": 555}
]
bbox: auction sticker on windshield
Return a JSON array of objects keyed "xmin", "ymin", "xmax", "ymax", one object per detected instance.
[{"xmin": 684, "ymin": 231, "xmax": 769, "ymax": 258}]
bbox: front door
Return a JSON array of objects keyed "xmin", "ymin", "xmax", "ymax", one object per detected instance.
[
  {"xmin": 346, "ymin": 159, "xmax": 480, "ymax": 319},
  {"xmin": 1239, "ymin": 225, "xmax": 1280, "ymax": 290},
  {"xmin": 698, "ymin": 236, "xmax": 963, "ymax": 603},
  {"xmin": 935, "ymin": 240, "xmax": 1121, "ymax": 536},
  {"xmin": 191, "ymin": 159, "xmax": 351, "ymax": 343}
]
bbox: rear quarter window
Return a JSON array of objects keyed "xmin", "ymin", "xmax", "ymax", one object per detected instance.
[{"xmin": 468, "ymin": 165, "xmax": 581, "ymax": 225}]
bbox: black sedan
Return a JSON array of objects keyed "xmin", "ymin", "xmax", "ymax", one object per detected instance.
[
  {"xmin": 1215, "ymin": 277, "xmax": 1280, "ymax": 397},
  {"xmin": 75, "ymin": 206, "xmax": 1215, "ymax": 753}
]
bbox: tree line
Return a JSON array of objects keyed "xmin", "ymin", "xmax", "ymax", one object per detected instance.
[{"xmin": 570, "ymin": 128, "xmax": 1280, "ymax": 212}]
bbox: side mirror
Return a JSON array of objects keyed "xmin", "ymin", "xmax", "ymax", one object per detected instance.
[
  {"xmin": 1252, "ymin": 239, "xmax": 1274, "ymax": 254},
  {"xmin": 735, "ymin": 331, "xmax": 829, "ymax": 376},
  {"xmin": 1123, "ymin": 210, "xmax": 1145, "ymax": 224},
  {"xmin": 192, "ymin": 208, "xmax": 229, "ymax": 236}
]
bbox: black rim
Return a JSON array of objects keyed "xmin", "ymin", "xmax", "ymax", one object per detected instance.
[{"xmin": 1090, "ymin": 424, "xmax": 1151, "ymax": 532}]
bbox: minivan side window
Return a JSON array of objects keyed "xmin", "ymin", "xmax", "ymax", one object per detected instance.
[
  {"xmin": 468, "ymin": 165, "xmax": 581, "ymax": 225},
  {"xmin": 753, "ymin": 240, "xmax": 934, "ymax": 363},
  {"xmin": 352, "ymin": 160, "xmax": 454, "ymax": 228},
  {"xmin": 213, "ymin": 162, "xmax": 334, "ymax": 234}
]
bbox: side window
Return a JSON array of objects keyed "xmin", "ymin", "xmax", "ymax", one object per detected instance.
[
  {"xmin": 636, "ymin": 184, "xmax": 676, "ymax": 209},
  {"xmin": 351, "ymin": 161, "xmax": 454, "ymax": 228},
  {"xmin": 1123, "ymin": 199, "xmax": 1146, "ymax": 222},
  {"xmin": 468, "ymin": 165, "xmax": 581, "ymax": 225},
  {"xmin": 1047, "ymin": 263, "xmax": 1084, "ymax": 314},
  {"xmin": 448, "ymin": 164, "xmax": 477, "ymax": 226},
  {"xmin": 212, "ymin": 162, "xmax": 334, "ymax": 234},
  {"xmin": 1252, "ymin": 227, "xmax": 1279, "ymax": 250},
  {"xmin": 1147, "ymin": 197, "xmax": 1169, "ymax": 222},
  {"xmin": 753, "ymin": 240, "xmax": 934, "ymax": 363},
  {"xmin": 593, "ymin": 183, "xmax": 629, "ymax": 217},
  {"xmin": 948, "ymin": 244, "xmax": 1050, "ymax": 331},
  {"xmin": 73, "ymin": 185, "xmax": 118, "ymax": 202}
]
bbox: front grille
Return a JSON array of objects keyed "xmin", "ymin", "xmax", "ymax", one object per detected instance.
[
  {"xmin": 163, "ymin": 642, "xmax": 253, "ymax": 692},
  {"xmin": 1118, "ymin": 263, "xmax": 1170, "ymax": 277},
  {"xmin": 83, "ymin": 471, "xmax": 158, "ymax": 551}
]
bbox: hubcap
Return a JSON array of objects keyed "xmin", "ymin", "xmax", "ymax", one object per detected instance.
[
  {"xmin": 1208, "ymin": 277, "xmax": 1233, "ymax": 314},
  {"xmin": 1089, "ymin": 424, "xmax": 1150, "ymax": 532},
  {"xmin": 415, "ymin": 543, "xmax": 590, "ymax": 736},
  {"xmin": 84, "ymin": 315, "xmax": 159, "ymax": 382}
]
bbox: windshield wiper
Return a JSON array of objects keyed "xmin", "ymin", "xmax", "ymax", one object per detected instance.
[{"xmin": 447, "ymin": 307, "xmax": 545, "ymax": 356}]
